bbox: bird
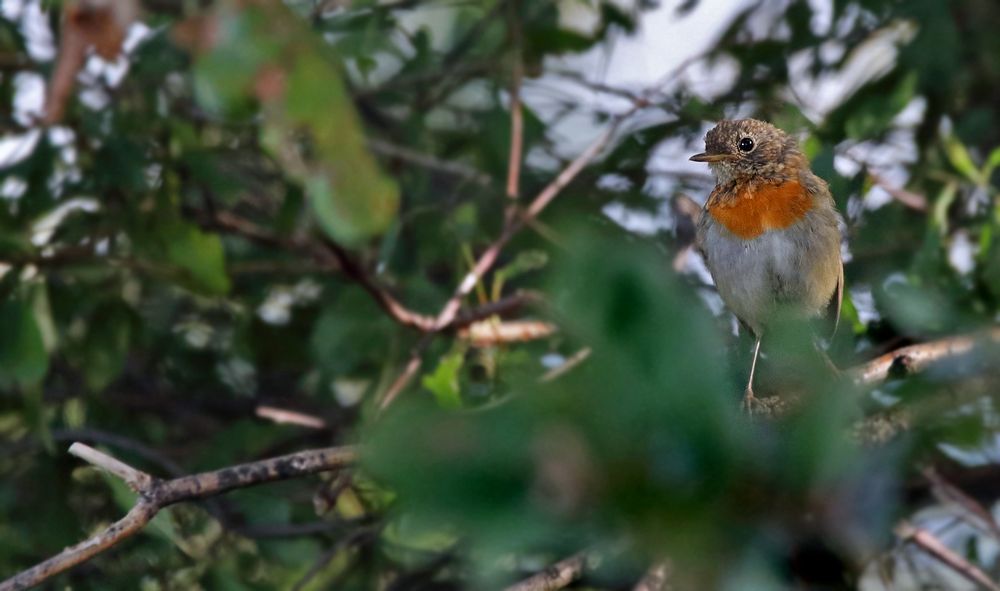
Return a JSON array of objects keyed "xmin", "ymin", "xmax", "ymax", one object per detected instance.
[{"xmin": 690, "ymin": 119, "xmax": 843, "ymax": 411}]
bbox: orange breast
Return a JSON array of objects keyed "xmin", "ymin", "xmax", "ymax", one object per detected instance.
[{"xmin": 706, "ymin": 180, "xmax": 813, "ymax": 240}]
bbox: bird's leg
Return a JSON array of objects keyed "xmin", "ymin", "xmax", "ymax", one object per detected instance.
[{"xmin": 742, "ymin": 336, "xmax": 762, "ymax": 415}]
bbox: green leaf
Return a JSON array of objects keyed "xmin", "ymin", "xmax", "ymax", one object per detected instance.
[
  {"xmin": 195, "ymin": 3, "xmax": 399, "ymax": 246},
  {"xmin": 165, "ymin": 223, "xmax": 231, "ymax": 296},
  {"xmin": 982, "ymin": 145, "xmax": 1000, "ymax": 181},
  {"xmin": 496, "ymin": 250, "xmax": 549, "ymax": 281},
  {"xmin": 422, "ymin": 348, "xmax": 465, "ymax": 408},
  {"xmin": 944, "ymin": 135, "xmax": 982, "ymax": 185},
  {"xmin": 493, "ymin": 250, "xmax": 549, "ymax": 300},
  {"xmin": 79, "ymin": 302, "xmax": 133, "ymax": 391},
  {"xmin": 929, "ymin": 182, "xmax": 957, "ymax": 236},
  {"xmin": 0, "ymin": 297, "xmax": 49, "ymax": 386},
  {"xmin": 274, "ymin": 43, "xmax": 399, "ymax": 245}
]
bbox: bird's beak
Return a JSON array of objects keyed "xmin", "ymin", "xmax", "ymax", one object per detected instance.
[{"xmin": 689, "ymin": 152, "xmax": 734, "ymax": 163}]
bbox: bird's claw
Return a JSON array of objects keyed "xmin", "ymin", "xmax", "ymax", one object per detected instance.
[{"xmin": 741, "ymin": 387, "xmax": 761, "ymax": 417}]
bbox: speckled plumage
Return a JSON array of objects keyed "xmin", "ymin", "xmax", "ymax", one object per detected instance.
[{"xmin": 690, "ymin": 118, "xmax": 844, "ymax": 409}]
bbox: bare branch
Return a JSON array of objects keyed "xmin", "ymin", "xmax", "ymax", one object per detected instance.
[
  {"xmin": 1, "ymin": 444, "xmax": 357, "ymax": 591},
  {"xmin": 895, "ymin": 520, "xmax": 1000, "ymax": 591},
  {"xmin": 68, "ymin": 443, "xmax": 155, "ymax": 492},
  {"xmin": 504, "ymin": 553, "xmax": 590, "ymax": 591},
  {"xmin": 2, "ymin": 500, "xmax": 161, "ymax": 591},
  {"xmin": 850, "ymin": 327, "xmax": 1000, "ymax": 386},
  {"xmin": 866, "ymin": 169, "xmax": 928, "ymax": 212}
]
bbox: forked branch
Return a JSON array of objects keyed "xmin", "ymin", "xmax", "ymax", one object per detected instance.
[{"xmin": 0, "ymin": 443, "xmax": 357, "ymax": 591}]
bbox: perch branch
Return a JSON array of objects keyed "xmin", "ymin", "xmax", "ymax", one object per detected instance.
[
  {"xmin": 0, "ymin": 443, "xmax": 357, "ymax": 591},
  {"xmin": 850, "ymin": 327, "xmax": 1000, "ymax": 386}
]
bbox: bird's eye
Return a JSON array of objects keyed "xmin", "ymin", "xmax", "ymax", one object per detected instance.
[{"xmin": 738, "ymin": 137, "xmax": 755, "ymax": 152}]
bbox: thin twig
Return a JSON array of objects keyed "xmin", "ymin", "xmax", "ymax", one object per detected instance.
[
  {"xmin": 377, "ymin": 335, "xmax": 432, "ymax": 411},
  {"xmin": 68, "ymin": 443, "xmax": 155, "ymax": 492},
  {"xmin": 255, "ymin": 405, "xmax": 328, "ymax": 430},
  {"xmin": 207, "ymin": 210, "xmax": 437, "ymax": 331},
  {"xmin": 368, "ymin": 138, "xmax": 492, "ymax": 186},
  {"xmin": 505, "ymin": 2, "xmax": 523, "ymax": 201},
  {"xmin": 433, "ymin": 105, "xmax": 641, "ymax": 333},
  {"xmin": 866, "ymin": 169, "xmax": 928, "ymax": 212},
  {"xmin": 504, "ymin": 553, "xmax": 590, "ymax": 591},
  {"xmin": 895, "ymin": 520, "xmax": 1000, "ymax": 591},
  {"xmin": 540, "ymin": 347, "xmax": 592, "ymax": 383},
  {"xmin": 1, "ymin": 443, "xmax": 357, "ymax": 591}
]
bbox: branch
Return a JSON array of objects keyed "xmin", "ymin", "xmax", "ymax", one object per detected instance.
[
  {"xmin": 850, "ymin": 327, "xmax": 1000, "ymax": 386},
  {"xmin": 367, "ymin": 138, "xmax": 492, "ymax": 186},
  {"xmin": 68, "ymin": 443, "xmax": 155, "ymax": 492},
  {"xmin": 866, "ymin": 169, "xmax": 928, "ymax": 212},
  {"xmin": 895, "ymin": 520, "xmax": 1000, "ymax": 591},
  {"xmin": 255, "ymin": 405, "xmax": 328, "ymax": 429},
  {"xmin": 208, "ymin": 211, "xmax": 541, "ymax": 335},
  {"xmin": 632, "ymin": 560, "xmax": 671, "ymax": 591},
  {"xmin": 376, "ymin": 106, "xmax": 638, "ymax": 410},
  {"xmin": 539, "ymin": 347, "xmax": 592, "ymax": 383},
  {"xmin": 503, "ymin": 553, "xmax": 590, "ymax": 591},
  {"xmin": 206, "ymin": 210, "xmax": 438, "ymax": 330},
  {"xmin": 505, "ymin": 2, "xmax": 523, "ymax": 202},
  {"xmin": 922, "ymin": 467, "xmax": 1000, "ymax": 541},
  {"xmin": 1, "ymin": 443, "xmax": 357, "ymax": 591}
]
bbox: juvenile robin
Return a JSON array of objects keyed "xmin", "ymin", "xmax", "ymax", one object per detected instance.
[{"xmin": 690, "ymin": 119, "xmax": 843, "ymax": 411}]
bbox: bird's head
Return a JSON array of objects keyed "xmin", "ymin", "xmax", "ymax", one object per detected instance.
[{"xmin": 690, "ymin": 119, "xmax": 799, "ymax": 184}]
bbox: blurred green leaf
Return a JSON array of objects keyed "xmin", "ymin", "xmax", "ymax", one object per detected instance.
[
  {"xmin": 0, "ymin": 297, "xmax": 49, "ymax": 386},
  {"xmin": 492, "ymin": 250, "xmax": 548, "ymax": 300},
  {"xmin": 195, "ymin": 2, "xmax": 399, "ymax": 246},
  {"xmin": 945, "ymin": 135, "xmax": 982, "ymax": 185},
  {"xmin": 422, "ymin": 347, "xmax": 465, "ymax": 408},
  {"xmin": 78, "ymin": 302, "xmax": 134, "ymax": 391},
  {"xmin": 983, "ymin": 145, "xmax": 1000, "ymax": 181},
  {"xmin": 165, "ymin": 223, "xmax": 231, "ymax": 296}
]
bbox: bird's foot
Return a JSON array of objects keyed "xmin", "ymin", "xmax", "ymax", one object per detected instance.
[{"xmin": 741, "ymin": 387, "xmax": 762, "ymax": 417}]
